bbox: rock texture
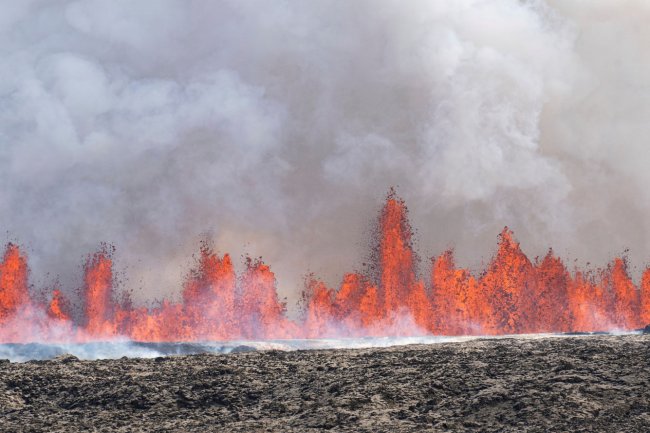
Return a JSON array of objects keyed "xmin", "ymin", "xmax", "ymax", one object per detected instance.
[{"xmin": 1, "ymin": 335, "xmax": 649, "ymax": 432}]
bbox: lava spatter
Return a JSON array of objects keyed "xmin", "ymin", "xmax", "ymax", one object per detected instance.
[{"xmin": 1, "ymin": 192, "xmax": 649, "ymax": 343}]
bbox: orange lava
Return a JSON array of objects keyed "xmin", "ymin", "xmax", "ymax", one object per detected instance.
[
  {"xmin": 1, "ymin": 192, "xmax": 649, "ymax": 343},
  {"xmin": 84, "ymin": 248, "xmax": 116, "ymax": 337},
  {"xmin": 0, "ymin": 244, "xmax": 29, "ymax": 324},
  {"xmin": 47, "ymin": 289, "xmax": 71, "ymax": 322}
]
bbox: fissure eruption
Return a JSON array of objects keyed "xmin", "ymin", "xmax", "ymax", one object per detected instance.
[{"xmin": 1, "ymin": 191, "xmax": 649, "ymax": 343}]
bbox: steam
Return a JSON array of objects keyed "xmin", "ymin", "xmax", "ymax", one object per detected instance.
[
  {"xmin": 1, "ymin": 336, "xmax": 466, "ymax": 362},
  {"xmin": 1, "ymin": 333, "xmax": 636, "ymax": 363},
  {"xmin": 1, "ymin": 1, "xmax": 649, "ymax": 306}
]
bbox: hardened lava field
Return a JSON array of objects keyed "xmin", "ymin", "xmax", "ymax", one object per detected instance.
[{"xmin": 1, "ymin": 334, "xmax": 649, "ymax": 433}]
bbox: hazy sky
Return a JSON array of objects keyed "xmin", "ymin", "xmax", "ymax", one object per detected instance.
[{"xmin": 2, "ymin": 0, "xmax": 650, "ymax": 307}]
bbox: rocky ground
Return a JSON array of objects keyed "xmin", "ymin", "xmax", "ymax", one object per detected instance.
[{"xmin": 1, "ymin": 334, "xmax": 649, "ymax": 432}]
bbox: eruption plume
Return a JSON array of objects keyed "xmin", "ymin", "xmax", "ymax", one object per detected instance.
[
  {"xmin": 1, "ymin": 192, "xmax": 648, "ymax": 344},
  {"xmin": 3, "ymin": 0, "xmax": 650, "ymax": 311}
]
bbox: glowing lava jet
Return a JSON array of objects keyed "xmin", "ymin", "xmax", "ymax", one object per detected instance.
[{"xmin": 1, "ymin": 192, "xmax": 649, "ymax": 343}]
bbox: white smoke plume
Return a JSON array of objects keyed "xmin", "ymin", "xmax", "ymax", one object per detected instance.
[{"xmin": 1, "ymin": 1, "xmax": 650, "ymax": 308}]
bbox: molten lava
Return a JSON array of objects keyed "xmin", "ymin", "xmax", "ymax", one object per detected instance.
[
  {"xmin": 182, "ymin": 246, "xmax": 237, "ymax": 339},
  {"xmin": 0, "ymin": 244, "xmax": 29, "ymax": 323},
  {"xmin": 47, "ymin": 289, "xmax": 71, "ymax": 322},
  {"xmin": 84, "ymin": 248, "xmax": 116, "ymax": 336},
  {"xmin": 1, "ymin": 192, "xmax": 649, "ymax": 343}
]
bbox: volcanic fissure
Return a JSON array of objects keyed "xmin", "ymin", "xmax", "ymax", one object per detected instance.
[{"xmin": 1, "ymin": 191, "xmax": 649, "ymax": 343}]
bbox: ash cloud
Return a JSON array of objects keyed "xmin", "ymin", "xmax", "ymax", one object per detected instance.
[{"xmin": 1, "ymin": 0, "xmax": 649, "ymax": 306}]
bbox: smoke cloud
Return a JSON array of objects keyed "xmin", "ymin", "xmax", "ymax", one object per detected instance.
[{"xmin": 2, "ymin": 1, "xmax": 650, "ymax": 307}]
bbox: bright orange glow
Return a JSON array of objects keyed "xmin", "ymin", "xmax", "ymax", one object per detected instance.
[
  {"xmin": 239, "ymin": 258, "xmax": 296, "ymax": 339},
  {"xmin": 47, "ymin": 289, "xmax": 71, "ymax": 322},
  {"xmin": 1, "ymin": 192, "xmax": 649, "ymax": 343},
  {"xmin": 534, "ymin": 251, "xmax": 571, "ymax": 332},
  {"xmin": 83, "ymin": 249, "xmax": 117, "ymax": 337},
  {"xmin": 182, "ymin": 247, "xmax": 237, "ymax": 339},
  {"xmin": 302, "ymin": 278, "xmax": 336, "ymax": 338},
  {"xmin": 378, "ymin": 192, "xmax": 417, "ymax": 319},
  {"xmin": 605, "ymin": 258, "xmax": 640, "ymax": 329},
  {"xmin": 431, "ymin": 250, "xmax": 478, "ymax": 335},
  {"xmin": 0, "ymin": 244, "xmax": 29, "ymax": 324}
]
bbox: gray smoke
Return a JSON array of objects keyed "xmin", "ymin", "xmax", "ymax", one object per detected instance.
[{"xmin": 2, "ymin": 0, "xmax": 649, "ymax": 308}]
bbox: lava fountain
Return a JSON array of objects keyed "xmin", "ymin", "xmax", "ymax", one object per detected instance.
[{"xmin": 1, "ymin": 191, "xmax": 649, "ymax": 344}]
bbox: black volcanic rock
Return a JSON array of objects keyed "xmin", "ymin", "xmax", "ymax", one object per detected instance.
[
  {"xmin": 643, "ymin": 324, "xmax": 650, "ymax": 334},
  {"xmin": 230, "ymin": 344, "xmax": 257, "ymax": 353},
  {"xmin": 53, "ymin": 354, "xmax": 79, "ymax": 363},
  {"xmin": 1, "ymin": 335, "xmax": 649, "ymax": 432}
]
